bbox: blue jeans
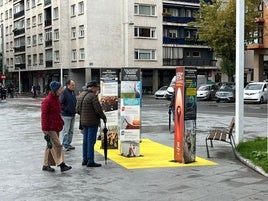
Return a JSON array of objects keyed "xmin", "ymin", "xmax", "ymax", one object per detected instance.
[
  {"xmin": 62, "ymin": 116, "xmax": 75, "ymax": 148},
  {"xmin": 82, "ymin": 125, "xmax": 98, "ymax": 163}
]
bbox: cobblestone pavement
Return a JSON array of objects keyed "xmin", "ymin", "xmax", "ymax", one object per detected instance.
[{"xmin": 0, "ymin": 96, "xmax": 267, "ymax": 201}]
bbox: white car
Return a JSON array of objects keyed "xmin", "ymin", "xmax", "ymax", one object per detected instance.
[
  {"xmin": 154, "ymin": 86, "xmax": 168, "ymax": 99},
  {"xmin": 244, "ymin": 82, "xmax": 268, "ymax": 104}
]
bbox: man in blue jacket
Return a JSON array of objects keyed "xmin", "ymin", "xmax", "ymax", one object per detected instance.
[{"xmin": 60, "ymin": 80, "xmax": 77, "ymax": 151}]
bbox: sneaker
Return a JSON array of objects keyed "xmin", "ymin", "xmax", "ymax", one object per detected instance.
[
  {"xmin": 63, "ymin": 147, "xmax": 70, "ymax": 152},
  {"xmin": 87, "ymin": 162, "xmax": 102, "ymax": 167},
  {"xmin": 82, "ymin": 160, "xmax": 88, "ymax": 166},
  {"xmin": 60, "ymin": 163, "xmax": 72, "ymax": 172},
  {"xmin": 42, "ymin": 165, "xmax": 55, "ymax": 172},
  {"xmin": 68, "ymin": 145, "xmax": 75, "ymax": 150}
]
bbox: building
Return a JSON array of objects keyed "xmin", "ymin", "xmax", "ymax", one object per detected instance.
[{"xmin": 0, "ymin": 0, "xmax": 217, "ymax": 94}]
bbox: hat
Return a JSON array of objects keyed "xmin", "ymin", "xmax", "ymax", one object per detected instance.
[
  {"xmin": 86, "ymin": 81, "xmax": 99, "ymax": 88},
  {"xmin": 49, "ymin": 81, "xmax": 61, "ymax": 92}
]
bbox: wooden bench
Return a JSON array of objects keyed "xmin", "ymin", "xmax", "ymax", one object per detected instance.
[{"xmin": 205, "ymin": 117, "xmax": 236, "ymax": 158}]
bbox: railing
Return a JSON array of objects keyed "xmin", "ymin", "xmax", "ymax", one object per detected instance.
[
  {"xmin": 14, "ymin": 10, "xmax": 25, "ymax": 19},
  {"xmin": 163, "ymin": 0, "xmax": 200, "ymax": 3},
  {"xmin": 45, "ymin": 20, "xmax": 52, "ymax": 27},
  {"xmin": 14, "ymin": 46, "xmax": 25, "ymax": 53},
  {"xmin": 45, "ymin": 40, "xmax": 52, "ymax": 47},
  {"xmin": 15, "ymin": 63, "xmax": 26, "ymax": 69},
  {"xmin": 46, "ymin": 60, "xmax": 53, "ymax": 67},
  {"xmin": 163, "ymin": 16, "xmax": 195, "ymax": 23},
  {"xmin": 163, "ymin": 37, "xmax": 206, "ymax": 46},
  {"xmin": 163, "ymin": 58, "xmax": 217, "ymax": 66},
  {"xmin": 13, "ymin": 28, "xmax": 25, "ymax": 36}
]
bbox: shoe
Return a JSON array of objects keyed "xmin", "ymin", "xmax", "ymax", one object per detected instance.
[
  {"xmin": 44, "ymin": 135, "xmax": 52, "ymax": 149},
  {"xmin": 42, "ymin": 165, "xmax": 55, "ymax": 172},
  {"xmin": 82, "ymin": 160, "xmax": 88, "ymax": 166},
  {"xmin": 87, "ymin": 162, "xmax": 102, "ymax": 167},
  {"xmin": 63, "ymin": 147, "xmax": 70, "ymax": 151},
  {"xmin": 60, "ymin": 163, "xmax": 72, "ymax": 172},
  {"xmin": 68, "ymin": 145, "xmax": 75, "ymax": 150}
]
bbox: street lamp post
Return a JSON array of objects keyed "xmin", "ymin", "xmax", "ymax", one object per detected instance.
[{"xmin": 1, "ymin": 22, "xmax": 5, "ymax": 86}]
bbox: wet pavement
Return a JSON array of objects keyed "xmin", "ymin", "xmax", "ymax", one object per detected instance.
[{"xmin": 0, "ymin": 96, "xmax": 267, "ymax": 201}]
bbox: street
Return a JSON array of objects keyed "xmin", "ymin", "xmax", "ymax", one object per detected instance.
[{"xmin": 0, "ymin": 96, "xmax": 267, "ymax": 201}]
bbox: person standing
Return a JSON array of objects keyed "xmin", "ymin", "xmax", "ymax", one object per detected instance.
[
  {"xmin": 76, "ymin": 81, "xmax": 107, "ymax": 167},
  {"xmin": 41, "ymin": 81, "xmax": 72, "ymax": 172},
  {"xmin": 60, "ymin": 80, "xmax": 77, "ymax": 151}
]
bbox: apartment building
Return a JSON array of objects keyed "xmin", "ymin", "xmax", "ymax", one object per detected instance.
[{"xmin": 0, "ymin": 0, "xmax": 217, "ymax": 94}]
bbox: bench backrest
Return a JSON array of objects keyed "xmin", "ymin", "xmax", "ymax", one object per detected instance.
[{"xmin": 228, "ymin": 117, "xmax": 235, "ymax": 135}]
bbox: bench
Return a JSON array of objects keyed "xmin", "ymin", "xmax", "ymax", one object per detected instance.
[{"xmin": 205, "ymin": 117, "xmax": 236, "ymax": 158}]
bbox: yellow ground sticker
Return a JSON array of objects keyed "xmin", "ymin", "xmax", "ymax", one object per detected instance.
[{"xmin": 95, "ymin": 138, "xmax": 217, "ymax": 169}]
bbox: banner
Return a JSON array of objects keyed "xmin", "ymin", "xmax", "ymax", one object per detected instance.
[
  {"xmin": 100, "ymin": 69, "xmax": 119, "ymax": 149},
  {"xmin": 120, "ymin": 68, "xmax": 141, "ymax": 157},
  {"xmin": 174, "ymin": 67, "xmax": 197, "ymax": 163}
]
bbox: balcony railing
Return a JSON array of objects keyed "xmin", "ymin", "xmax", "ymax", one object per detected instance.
[
  {"xmin": 13, "ymin": 28, "xmax": 25, "ymax": 36},
  {"xmin": 163, "ymin": 58, "xmax": 217, "ymax": 66},
  {"xmin": 45, "ymin": 20, "xmax": 52, "ymax": 27},
  {"xmin": 14, "ymin": 46, "xmax": 25, "ymax": 53},
  {"xmin": 164, "ymin": 0, "xmax": 200, "ymax": 3},
  {"xmin": 46, "ymin": 60, "xmax": 53, "ymax": 67},
  {"xmin": 163, "ymin": 37, "xmax": 206, "ymax": 46},
  {"xmin": 14, "ymin": 10, "xmax": 25, "ymax": 19},
  {"xmin": 45, "ymin": 40, "xmax": 52, "ymax": 47},
  {"xmin": 15, "ymin": 63, "xmax": 26, "ymax": 69},
  {"xmin": 163, "ymin": 16, "xmax": 195, "ymax": 24}
]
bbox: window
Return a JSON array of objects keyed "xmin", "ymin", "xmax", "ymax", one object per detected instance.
[
  {"xmin": 38, "ymin": 13, "xmax": 42, "ymax": 24},
  {"xmin": 26, "ymin": 18, "xmax": 31, "ymax": 28},
  {"xmin": 134, "ymin": 4, "xmax": 156, "ymax": 16},
  {"xmin": 79, "ymin": 48, "xmax": 85, "ymax": 60},
  {"xmin": 54, "ymin": 50, "xmax": 60, "ymax": 62},
  {"xmin": 54, "ymin": 29, "xmax": 59, "ymax": 40},
  {"xmin": 14, "ymin": 37, "xmax": 25, "ymax": 47},
  {"xmin": 71, "ymin": 49, "xmax": 77, "ymax": 61},
  {"xmin": 45, "ymin": 49, "xmax": 52, "ymax": 61},
  {"xmin": 32, "ymin": 35, "xmax": 37, "ymax": 46},
  {"xmin": 27, "ymin": 36, "xmax": 31, "ymax": 46},
  {"xmin": 79, "ymin": 25, "xmax": 84, "ymax": 37},
  {"xmin": 15, "ymin": 54, "xmax": 26, "ymax": 64},
  {"xmin": 192, "ymin": 51, "xmax": 200, "ymax": 57},
  {"xmin": 33, "ymin": 54, "xmax": 37, "ymax": 65},
  {"xmin": 169, "ymin": 30, "xmax": 177, "ymax": 38},
  {"xmin": 45, "ymin": 28, "xmax": 52, "ymax": 41},
  {"xmin": 78, "ymin": 1, "xmax": 84, "ymax": 14},
  {"xmin": 39, "ymin": 53, "xmax": 43, "ymax": 64},
  {"xmin": 32, "ymin": 16, "xmax": 36, "ymax": 26},
  {"xmin": 53, "ymin": 7, "xmax": 59, "ymax": 19},
  {"xmin": 26, "ymin": 0, "xmax": 30, "ymax": 10},
  {"xmin": 38, "ymin": 33, "xmax": 43, "ymax": 44},
  {"xmin": 71, "ymin": 4, "xmax": 76, "ymax": 16},
  {"xmin": 134, "ymin": 27, "xmax": 156, "ymax": 38},
  {"xmin": 5, "ymin": 10, "xmax": 8, "ymax": 20},
  {"xmin": 71, "ymin": 27, "xmax": 76, "ymax": 38},
  {"xmin": 135, "ymin": 49, "xmax": 156, "ymax": 60},
  {"xmin": 27, "ymin": 55, "xmax": 31, "ymax": 65},
  {"xmin": 9, "ymin": 8, "xmax": 12, "ymax": 18},
  {"xmin": 32, "ymin": 0, "xmax": 36, "ymax": 8}
]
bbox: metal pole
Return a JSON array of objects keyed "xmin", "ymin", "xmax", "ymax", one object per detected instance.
[
  {"xmin": 60, "ymin": 64, "xmax": 63, "ymax": 86},
  {"xmin": 235, "ymin": 0, "xmax": 244, "ymax": 143},
  {"xmin": 18, "ymin": 67, "xmax": 21, "ymax": 94},
  {"xmin": 1, "ymin": 23, "xmax": 5, "ymax": 86}
]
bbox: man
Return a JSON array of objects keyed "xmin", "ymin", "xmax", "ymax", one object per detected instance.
[
  {"xmin": 41, "ymin": 81, "xmax": 72, "ymax": 172},
  {"xmin": 60, "ymin": 80, "xmax": 77, "ymax": 151},
  {"xmin": 76, "ymin": 81, "xmax": 107, "ymax": 167}
]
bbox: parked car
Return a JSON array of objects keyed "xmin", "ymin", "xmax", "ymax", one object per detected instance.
[
  {"xmin": 154, "ymin": 86, "xmax": 168, "ymax": 99},
  {"xmin": 197, "ymin": 84, "xmax": 219, "ymax": 101},
  {"xmin": 215, "ymin": 82, "xmax": 235, "ymax": 102},
  {"xmin": 244, "ymin": 82, "xmax": 268, "ymax": 104}
]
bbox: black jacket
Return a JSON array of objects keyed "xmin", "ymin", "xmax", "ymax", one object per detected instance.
[{"xmin": 60, "ymin": 88, "xmax": 77, "ymax": 116}]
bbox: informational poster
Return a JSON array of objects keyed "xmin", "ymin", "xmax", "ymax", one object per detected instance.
[
  {"xmin": 100, "ymin": 69, "xmax": 119, "ymax": 149},
  {"xmin": 174, "ymin": 67, "xmax": 197, "ymax": 163},
  {"xmin": 120, "ymin": 68, "xmax": 141, "ymax": 157}
]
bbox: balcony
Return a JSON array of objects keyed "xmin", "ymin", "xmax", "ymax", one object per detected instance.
[
  {"xmin": 14, "ymin": 10, "xmax": 25, "ymax": 19},
  {"xmin": 163, "ymin": 0, "xmax": 200, "ymax": 3},
  {"xmin": 45, "ymin": 40, "xmax": 52, "ymax": 47},
  {"xmin": 45, "ymin": 20, "xmax": 52, "ymax": 27},
  {"xmin": 163, "ymin": 58, "xmax": 217, "ymax": 66}
]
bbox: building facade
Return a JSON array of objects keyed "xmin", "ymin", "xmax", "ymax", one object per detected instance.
[{"xmin": 0, "ymin": 0, "xmax": 218, "ymax": 94}]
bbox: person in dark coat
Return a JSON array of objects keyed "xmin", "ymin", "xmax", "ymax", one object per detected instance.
[
  {"xmin": 41, "ymin": 81, "xmax": 72, "ymax": 172},
  {"xmin": 60, "ymin": 80, "xmax": 77, "ymax": 151},
  {"xmin": 76, "ymin": 81, "xmax": 107, "ymax": 167}
]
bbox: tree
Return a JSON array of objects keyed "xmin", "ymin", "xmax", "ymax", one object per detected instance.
[{"xmin": 190, "ymin": 0, "xmax": 262, "ymax": 79}]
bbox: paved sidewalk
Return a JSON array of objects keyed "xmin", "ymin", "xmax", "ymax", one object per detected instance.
[{"xmin": 0, "ymin": 96, "xmax": 267, "ymax": 201}]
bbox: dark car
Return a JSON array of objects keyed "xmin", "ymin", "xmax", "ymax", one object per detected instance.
[
  {"xmin": 197, "ymin": 84, "xmax": 219, "ymax": 101},
  {"xmin": 215, "ymin": 82, "xmax": 235, "ymax": 102}
]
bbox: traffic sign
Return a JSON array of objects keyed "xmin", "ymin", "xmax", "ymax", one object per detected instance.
[{"xmin": 1, "ymin": 74, "xmax": 6, "ymax": 80}]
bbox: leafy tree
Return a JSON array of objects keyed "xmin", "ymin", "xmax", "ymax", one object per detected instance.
[{"xmin": 190, "ymin": 0, "xmax": 262, "ymax": 79}]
